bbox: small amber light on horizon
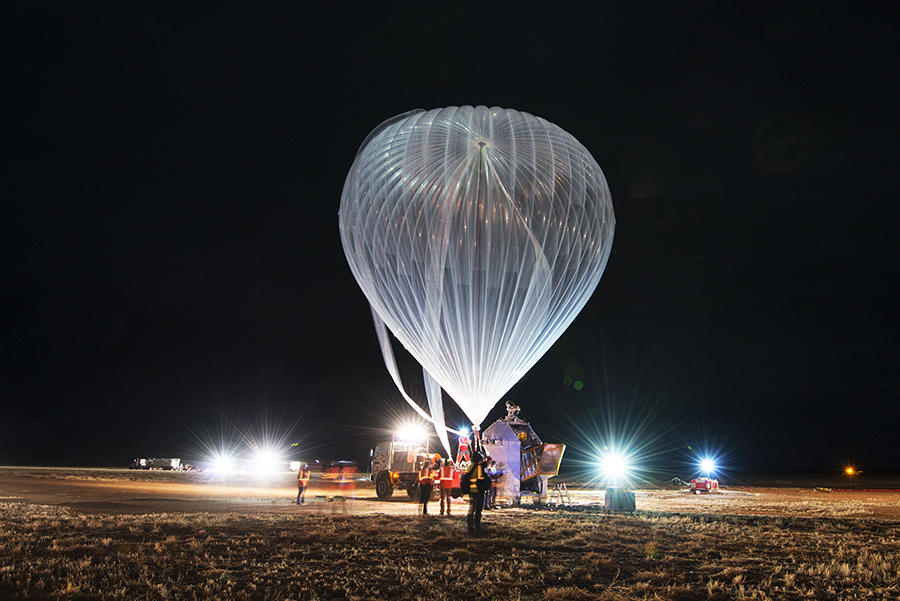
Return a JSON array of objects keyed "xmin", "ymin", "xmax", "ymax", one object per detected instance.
[{"xmin": 844, "ymin": 466, "xmax": 856, "ymax": 476}]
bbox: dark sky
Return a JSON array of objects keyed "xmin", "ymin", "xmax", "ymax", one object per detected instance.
[{"xmin": 4, "ymin": 3, "xmax": 898, "ymax": 474}]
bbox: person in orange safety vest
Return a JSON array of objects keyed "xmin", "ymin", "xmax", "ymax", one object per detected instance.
[
  {"xmin": 439, "ymin": 458, "xmax": 455, "ymax": 515},
  {"xmin": 296, "ymin": 464, "xmax": 311, "ymax": 505},
  {"xmin": 417, "ymin": 460, "xmax": 434, "ymax": 515}
]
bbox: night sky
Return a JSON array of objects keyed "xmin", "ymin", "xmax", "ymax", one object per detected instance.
[{"xmin": 4, "ymin": 3, "xmax": 898, "ymax": 474}]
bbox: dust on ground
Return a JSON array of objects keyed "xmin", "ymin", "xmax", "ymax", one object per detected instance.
[
  {"xmin": 1, "ymin": 466, "xmax": 899, "ymax": 520},
  {"xmin": 1, "ymin": 467, "xmax": 898, "ymax": 600}
]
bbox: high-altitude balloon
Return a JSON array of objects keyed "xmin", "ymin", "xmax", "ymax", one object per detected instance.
[{"xmin": 340, "ymin": 106, "xmax": 614, "ymax": 431}]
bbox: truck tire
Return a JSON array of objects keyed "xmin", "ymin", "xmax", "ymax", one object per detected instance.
[
  {"xmin": 375, "ymin": 471, "xmax": 394, "ymax": 499},
  {"xmin": 407, "ymin": 485, "xmax": 418, "ymax": 499}
]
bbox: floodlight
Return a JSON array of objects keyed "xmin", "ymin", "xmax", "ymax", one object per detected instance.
[
  {"xmin": 600, "ymin": 450, "xmax": 629, "ymax": 482},
  {"xmin": 252, "ymin": 447, "xmax": 282, "ymax": 474},
  {"xmin": 844, "ymin": 466, "xmax": 856, "ymax": 476},
  {"xmin": 699, "ymin": 458, "xmax": 716, "ymax": 475},
  {"xmin": 395, "ymin": 422, "xmax": 427, "ymax": 444},
  {"xmin": 210, "ymin": 452, "xmax": 235, "ymax": 474}
]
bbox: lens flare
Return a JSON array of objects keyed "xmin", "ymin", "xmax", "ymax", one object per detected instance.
[
  {"xmin": 395, "ymin": 422, "xmax": 428, "ymax": 444},
  {"xmin": 210, "ymin": 452, "xmax": 235, "ymax": 474},
  {"xmin": 699, "ymin": 457, "xmax": 716, "ymax": 475},
  {"xmin": 600, "ymin": 450, "xmax": 630, "ymax": 483},
  {"xmin": 252, "ymin": 447, "xmax": 283, "ymax": 474}
]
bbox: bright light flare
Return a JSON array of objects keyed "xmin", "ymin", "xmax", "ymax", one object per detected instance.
[
  {"xmin": 699, "ymin": 457, "xmax": 716, "ymax": 475},
  {"xmin": 844, "ymin": 466, "xmax": 857, "ymax": 476},
  {"xmin": 252, "ymin": 447, "xmax": 283, "ymax": 474},
  {"xmin": 209, "ymin": 452, "xmax": 235, "ymax": 474},
  {"xmin": 395, "ymin": 422, "xmax": 427, "ymax": 444},
  {"xmin": 599, "ymin": 450, "xmax": 630, "ymax": 483}
]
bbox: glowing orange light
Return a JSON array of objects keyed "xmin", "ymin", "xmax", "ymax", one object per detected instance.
[{"xmin": 844, "ymin": 466, "xmax": 856, "ymax": 476}]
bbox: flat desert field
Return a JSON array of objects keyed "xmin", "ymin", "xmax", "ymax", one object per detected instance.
[{"xmin": 0, "ymin": 467, "xmax": 898, "ymax": 600}]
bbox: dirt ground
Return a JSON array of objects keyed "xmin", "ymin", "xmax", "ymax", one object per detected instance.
[
  {"xmin": 1, "ymin": 466, "xmax": 899, "ymax": 520},
  {"xmin": 1, "ymin": 467, "xmax": 898, "ymax": 600}
]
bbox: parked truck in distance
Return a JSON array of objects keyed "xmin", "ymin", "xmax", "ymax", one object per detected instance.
[
  {"xmin": 370, "ymin": 435, "xmax": 433, "ymax": 499},
  {"xmin": 131, "ymin": 457, "xmax": 182, "ymax": 470}
]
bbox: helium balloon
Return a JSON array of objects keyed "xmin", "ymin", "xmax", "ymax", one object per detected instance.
[{"xmin": 340, "ymin": 106, "xmax": 615, "ymax": 431}]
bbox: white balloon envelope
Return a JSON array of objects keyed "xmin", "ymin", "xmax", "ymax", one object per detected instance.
[{"xmin": 340, "ymin": 106, "xmax": 615, "ymax": 434}]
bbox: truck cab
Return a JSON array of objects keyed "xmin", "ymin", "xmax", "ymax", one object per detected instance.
[{"xmin": 370, "ymin": 437, "xmax": 432, "ymax": 499}]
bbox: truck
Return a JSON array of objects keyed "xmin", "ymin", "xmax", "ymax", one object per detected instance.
[
  {"xmin": 690, "ymin": 477, "xmax": 719, "ymax": 493},
  {"xmin": 132, "ymin": 457, "xmax": 182, "ymax": 470},
  {"xmin": 370, "ymin": 437, "xmax": 435, "ymax": 499}
]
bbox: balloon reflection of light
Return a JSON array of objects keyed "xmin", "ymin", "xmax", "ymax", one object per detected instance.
[{"xmin": 340, "ymin": 106, "xmax": 615, "ymax": 449}]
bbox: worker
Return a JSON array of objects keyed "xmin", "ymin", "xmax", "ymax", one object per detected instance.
[
  {"xmin": 323, "ymin": 462, "xmax": 339, "ymax": 513},
  {"xmin": 465, "ymin": 452, "xmax": 491, "ymax": 535},
  {"xmin": 432, "ymin": 458, "xmax": 442, "ymax": 494},
  {"xmin": 324, "ymin": 462, "xmax": 340, "ymax": 502},
  {"xmin": 297, "ymin": 464, "xmax": 311, "ymax": 504},
  {"xmin": 485, "ymin": 458, "xmax": 499, "ymax": 509},
  {"xmin": 493, "ymin": 461, "xmax": 506, "ymax": 508},
  {"xmin": 417, "ymin": 460, "xmax": 434, "ymax": 515},
  {"xmin": 337, "ymin": 463, "xmax": 356, "ymax": 513},
  {"xmin": 439, "ymin": 458, "xmax": 454, "ymax": 515}
]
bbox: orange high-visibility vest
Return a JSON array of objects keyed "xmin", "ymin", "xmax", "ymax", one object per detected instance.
[
  {"xmin": 418, "ymin": 467, "xmax": 433, "ymax": 485},
  {"xmin": 298, "ymin": 470, "xmax": 310, "ymax": 485},
  {"xmin": 439, "ymin": 465, "xmax": 454, "ymax": 489}
]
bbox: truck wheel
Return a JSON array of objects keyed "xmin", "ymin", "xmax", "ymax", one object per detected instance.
[
  {"xmin": 407, "ymin": 485, "xmax": 418, "ymax": 498},
  {"xmin": 375, "ymin": 472, "xmax": 394, "ymax": 499}
]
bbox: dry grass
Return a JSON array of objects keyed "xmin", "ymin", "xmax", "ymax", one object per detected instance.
[{"xmin": 0, "ymin": 501, "xmax": 898, "ymax": 600}]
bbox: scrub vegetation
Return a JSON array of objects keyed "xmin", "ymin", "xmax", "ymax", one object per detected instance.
[{"xmin": 1, "ymin": 501, "xmax": 898, "ymax": 600}]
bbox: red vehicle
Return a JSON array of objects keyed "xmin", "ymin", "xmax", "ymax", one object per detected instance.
[{"xmin": 690, "ymin": 477, "xmax": 719, "ymax": 493}]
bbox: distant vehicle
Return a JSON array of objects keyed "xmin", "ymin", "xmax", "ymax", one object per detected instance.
[
  {"xmin": 690, "ymin": 477, "xmax": 719, "ymax": 493},
  {"xmin": 132, "ymin": 457, "xmax": 182, "ymax": 470},
  {"xmin": 370, "ymin": 437, "xmax": 434, "ymax": 499}
]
